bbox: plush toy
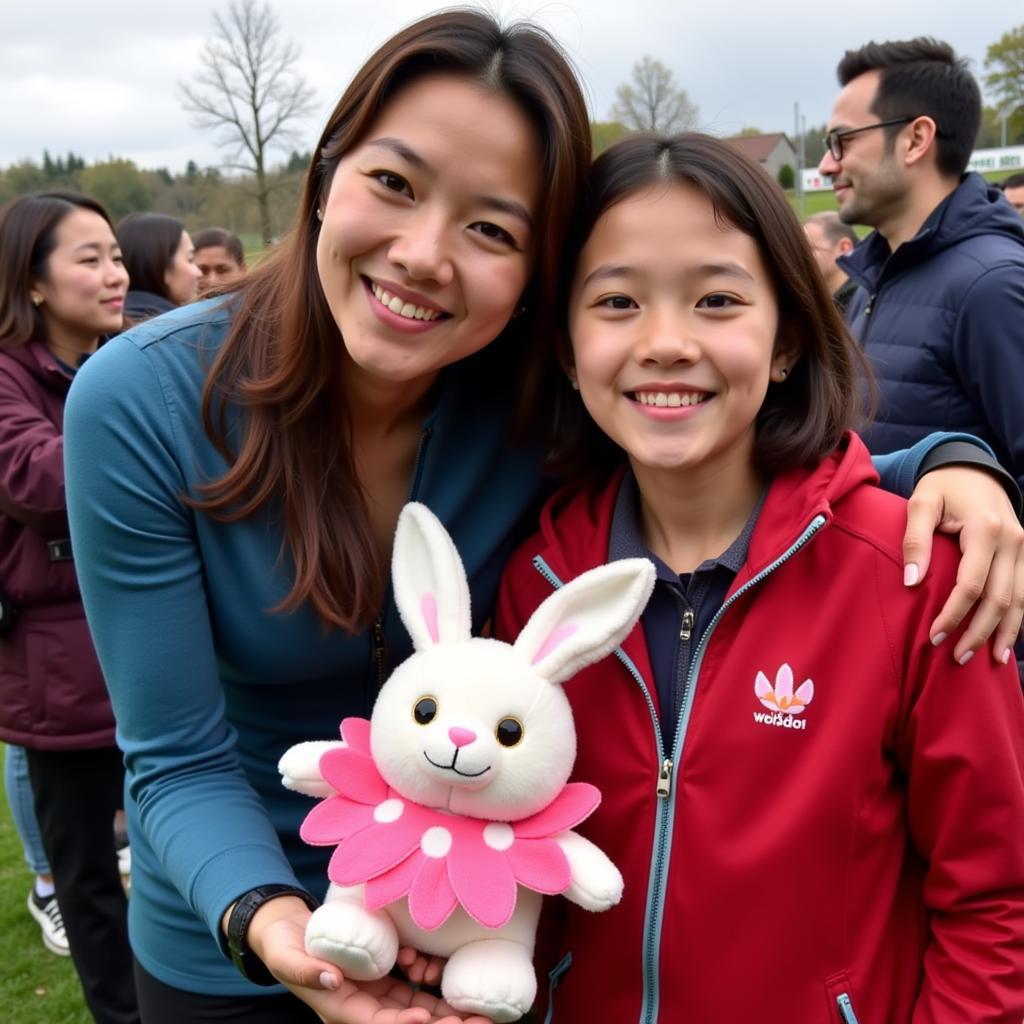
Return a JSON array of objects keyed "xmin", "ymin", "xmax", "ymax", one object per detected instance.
[{"xmin": 279, "ymin": 502, "xmax": 654, "ymax": 1021}]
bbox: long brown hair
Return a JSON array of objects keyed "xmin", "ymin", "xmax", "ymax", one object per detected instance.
[
  {"xmin": 0, "ymin": 191, "xmax": 116, "ymax": 350},
  {"xmin": 548, "ymin": 132, "xmax": 875, "ymax": 482},
  {"xmin": 192, "ymin": 9, "xmax": 591, "ymax": 632}
]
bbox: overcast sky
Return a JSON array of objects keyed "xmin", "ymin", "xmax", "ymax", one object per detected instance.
[{"xmin": 0, "ymin": 2, "xmax": 1013, "ymax": 174}]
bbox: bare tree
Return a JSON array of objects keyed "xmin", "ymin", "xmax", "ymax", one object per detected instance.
[
  {"xmin": 180, "ymin": 0, "xmax": 316, "ymax": 245},
  {"xmin": 611, "ymin": 56, "xmax": 699, "ymax": 134}
]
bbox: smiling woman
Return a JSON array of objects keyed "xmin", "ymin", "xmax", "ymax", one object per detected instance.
[
  {"xmin": 61, "ymin": 10, "xmax": 590, "ymax": 1024},
  {"xmin": 0, "ymin": 191, "xmax": 137, "ymax": 1024}
]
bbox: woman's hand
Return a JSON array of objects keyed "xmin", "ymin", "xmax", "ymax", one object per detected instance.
[
  {"xmin": 902, "ymin": 465, "xmax": 1024, "ymax": 665},
  {"xmin": 247, "ymin": 899, "xmax": 491, "ymax": 1024}
]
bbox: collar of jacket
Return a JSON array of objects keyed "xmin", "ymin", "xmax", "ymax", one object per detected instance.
[
  {"xmin": 0, "ymin": 339, "xmax": 74, "ymax": 391},
  {"xmin": 839, "ymin": 172, "xmax": 1024, "ymax": 293},
  {"xmin": 531, "ymin": 432, "xmax": 879, "ymax": 600}
]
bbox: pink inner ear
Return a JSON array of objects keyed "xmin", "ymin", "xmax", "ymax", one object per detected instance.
[
  {"xmin": 421, "ymin": 593, "xmax": 440, "ymax": 644},
  {"xmin": 532, "ymin": 622, "xmax": 578, "ymax": 665}
]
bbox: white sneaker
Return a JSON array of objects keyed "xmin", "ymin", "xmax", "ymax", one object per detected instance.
[{"xmin": 27, "ymin": 890, "xmax": 70, "ymax": 956}]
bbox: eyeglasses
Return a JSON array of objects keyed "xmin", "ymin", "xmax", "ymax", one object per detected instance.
[{"xmin": 822, "ymin": 118, "xmax": 915, "ymax": 161}]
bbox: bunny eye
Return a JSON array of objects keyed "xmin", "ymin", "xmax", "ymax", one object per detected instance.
[
  {"xmin": 496, "ymin": 717, "xmax": 524, "ymax": 748},
  {"xmin": 413, "ymin": 697, "xmax": 438, "ymax": 725}
]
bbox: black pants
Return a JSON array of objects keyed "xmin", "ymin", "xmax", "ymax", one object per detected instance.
[
  {"xmin": 133, "ymin": 960, "xmax": 320, "ymax": 1023},
  {"xmin": 25, "ymin": 745, "xmax": 139, "ymax": 1024}
]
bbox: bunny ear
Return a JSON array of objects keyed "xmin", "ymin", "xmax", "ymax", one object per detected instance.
[
  {"xmin": 392, "ymin": 503, "xmax": 471, "ymax": 650},
  {"xmin": 514, "ymin": 559, "xmax": 655, "ymax": 685}
]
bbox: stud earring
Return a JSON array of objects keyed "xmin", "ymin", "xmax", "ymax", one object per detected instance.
[
  {"xmin": 779, "ymin": 367, "xmax": 788, "ymax": 379},
  {"xmin": 512, "ymin": 302, "xmax": 527, "ymax": 319},
  {"xmin": 568, "ymin": 374, "xmax": 579, "ymax": 391},
  {"xmin": 31, "ymin": 296, "xmax": 42, "ymax": 307}
]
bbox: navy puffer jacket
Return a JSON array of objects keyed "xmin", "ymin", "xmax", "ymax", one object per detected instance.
[{"xmin": 840, "ymin": 173, "xmax": 1024, "ymax": 490}]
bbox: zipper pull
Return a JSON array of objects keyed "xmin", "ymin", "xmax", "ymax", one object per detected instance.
[
  {"xmin": 836, "ymin": 993, "xmax": 860, "ymax": 1024},
  {"xmin": 656, "ymin": 758, "xmax": 673, "ymax": 798},
  {"xmin": 864, "ymin": 292, "xmax": 875, "ymax": 316},
  {"xmin": 679, "ymin": 609, "xmax": 694, "ymax": 641}
]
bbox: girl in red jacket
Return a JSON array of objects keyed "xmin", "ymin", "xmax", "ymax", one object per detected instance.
[{"xmin": 495, "ymin": 133, "xmax": 1024, "ymax": 1023}]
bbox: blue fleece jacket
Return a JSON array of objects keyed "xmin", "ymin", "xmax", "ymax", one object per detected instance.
[
  {"xmin": 841, "ymin": 173, "xmax": 1024, "ymax": 490},
  {"xmin": 63, "ymin": 299, "xmax": 971, "ymax": 995}
]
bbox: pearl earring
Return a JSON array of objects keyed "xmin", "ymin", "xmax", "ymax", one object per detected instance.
[{"xmin": 779, "ymin": 367, "xmax": 788, "ymax": 379}]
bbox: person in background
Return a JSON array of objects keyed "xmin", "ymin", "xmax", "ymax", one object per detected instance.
[
  {"xmin": 0, "ymin": 191, "xmax": 139, "ymax": 1024},
  {"xmin": 803, "ymin": 211, "xmax": 859, "ymax": 313},
  {"xmin": 818, "ymin": 38, "xmax": 1024, "ymax": 494},
  {"xmin": 1000, "ymin": 172, "xmax": 1024, "ymax": 216},
  {"xmin": 193, "ymin": 228, "xmax": 246, "ymax": 297},
  {"xmin": 4, "ymin": 742, "xmax": 69, "ymax": 955},
  {"xmin": 116, "ymin": 212, "xmax": 200, "ymax": 320}
]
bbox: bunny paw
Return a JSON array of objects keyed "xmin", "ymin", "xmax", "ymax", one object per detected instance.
[
  {"xmin": 304, "ymin": 901, "xmax": 398, "ymax": 981},
  {"xmin": 442, "ymin": 938, "xmax": 536, "ymax": 1023}
]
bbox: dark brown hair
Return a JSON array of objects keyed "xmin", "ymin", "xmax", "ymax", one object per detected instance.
[
  {"xmin": 193, "ymin": 227, "xmax": 245, "ymax": 267},
  {"xmin": 836, "ymin": 38, "xmax": 980, "ymax": 179},
  {"xmin": 0, "ymin": 191, "xmax": 116, "ymax": 350},
  {"xmin": 548, "ymin": 132, "xmax": 873, "ymax": 482},
  {"xmin": 116, "ymin": 212, "xmax": 186, "ymax": 301},
  {"xmin": 193, "ymin": 8, "xmax": 591, "ymax": 632}
]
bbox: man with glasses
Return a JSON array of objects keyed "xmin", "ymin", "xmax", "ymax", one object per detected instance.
[{"xmin": 819, "ymin": 38, "xmax": 1024, "ymax": 502}]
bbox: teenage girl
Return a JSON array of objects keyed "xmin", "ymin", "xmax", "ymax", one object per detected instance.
[{"xmin": 496, "ymin": 133, "xmax": 1024, "ymax": 1023}]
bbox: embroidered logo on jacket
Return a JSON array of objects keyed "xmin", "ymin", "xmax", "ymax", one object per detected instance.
[{"xmin": 752, "ymin": 664, "xmax": 814, "ymax": 731}]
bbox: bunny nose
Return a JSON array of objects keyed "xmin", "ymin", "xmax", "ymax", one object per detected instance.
[{"xmin": 448, "ymin": 727, "xmax": 477, "ymax": 748}]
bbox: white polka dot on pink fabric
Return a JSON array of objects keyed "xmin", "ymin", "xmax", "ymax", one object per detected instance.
[
  {"xmin": 373, "ymin": 798, "xmax": 404, "ymax": 823},
  {"xmin": 421, "ymin": 826, "xmax": 453, "ymax": 858},
  {"xmin": 483, "ymin": 822, "xmax": 514, "ymax": 851}
]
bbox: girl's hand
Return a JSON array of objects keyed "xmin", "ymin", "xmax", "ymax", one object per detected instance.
[
  {"xmin": 396, "ymin": 946, "xmax": 445, "ymax": 987},
  {"xmin": 247, "ymin": 899, "xmax": 491, "ymax": 1024},
  {"xmin": 902, "ymin": 464, "xmax": 1024, "ymax": 665}
]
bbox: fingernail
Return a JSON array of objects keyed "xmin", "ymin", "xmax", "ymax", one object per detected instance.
[
  {"xmin": 931, "ymin": 632, "xmax": 947, "ymax": 646},
  {"xmin": 1002, "ymin": 648, "xmax": 1012, "ymax": 665},
  {"xmin": 958, "ymin": 650, "xmax": 974, "ymax": 666},
  {"xmin": 904, "ymin": 563, "xmax": 919, "ymax": 587},
  {"xmin": 320, "ymin": 971, "xmax": 338, "ymax": 990}
]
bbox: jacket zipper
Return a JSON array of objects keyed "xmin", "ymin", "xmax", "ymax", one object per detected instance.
[
  {"xmin": 836, "ymin": 993, "xmax": 860, "ymax": 1024},
  {"xmin": 679, "ymin": 609, "xmax": 693, "ymax": 641},
  {"xmin": 370, "ymin": 424, "xmax": 434, "ymax": 697},
  {"xmin": 641, "ymin": 514, "xmax": 828, "ymax": 1024},
  {"xmin": 371, "ymin": 617, "xmax": 387, "ymax": 690},
  {"xmin": 532, "ymin": 552, "xmax": 671, "ymax": 1024},
  {"xmin": 538, "ymin": 514, "xmax": 827, "ymax": 1024}
]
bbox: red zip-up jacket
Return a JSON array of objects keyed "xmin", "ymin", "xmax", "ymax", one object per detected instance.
[{"xmin": 495, "ymin": 434, "xmax": 1024, "ymax": 1024}]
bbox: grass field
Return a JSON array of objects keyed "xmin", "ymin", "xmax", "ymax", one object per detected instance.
[{"xmin": 0, "ymin": 746, "xmax": 91, "ymax": 1024}]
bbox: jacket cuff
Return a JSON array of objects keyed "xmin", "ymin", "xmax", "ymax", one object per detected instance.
[{"xmin": 917, "ymin": 441, "xmax": 1023, "ymax": 519}]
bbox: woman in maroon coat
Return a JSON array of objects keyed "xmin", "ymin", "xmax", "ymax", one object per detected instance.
[{"xmin": 0, "ymin": 191, "xmax": 138, "ymax": 1024}]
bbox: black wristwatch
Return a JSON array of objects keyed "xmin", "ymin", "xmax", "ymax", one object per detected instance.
[{"xmin": 225, "ymin": 884, "xmax": 320, "ymax": 985}]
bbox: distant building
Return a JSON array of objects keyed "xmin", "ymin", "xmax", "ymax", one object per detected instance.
[{"xmin": 723, "ymin": 133, "xmax": 798, "ymax": 181}]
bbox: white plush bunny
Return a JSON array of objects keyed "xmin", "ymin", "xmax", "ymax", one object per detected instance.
[{"xmin": 279, "ymin": 502, "xmax": 654, "ymax": 1022}]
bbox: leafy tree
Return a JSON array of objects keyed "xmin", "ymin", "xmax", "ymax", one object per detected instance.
[
  {"xmin": 4, "ymin": 160, "xmax": 47, "ymax": 195},
  {"xmin": 611, "ymin": 57, "xmax": 698, "ymax": 133},
  {"xmin": 591, "ymin": 121, "xmax": 629, "ymax": 154},
  {"xmin": 78, "ymin": 159, "xmax": 151, "ymax": 220},
  {"xmin": 777, "ymin": 164, "xmax": 795, "ymax": 190},
  {"xmin": 180, "ymin": 0, "xmax": 316, "ymax": 245},
  {"xmin": 978, "ymin": 104, "xmax": 1024, "ymax": 147},
  {"xmin": 985, "ymin": 26, "xmax": 1024, "ymax": 119},
  {"xmin": 737, "ymin": 126, "xmax": 763, "ymax": 137}
]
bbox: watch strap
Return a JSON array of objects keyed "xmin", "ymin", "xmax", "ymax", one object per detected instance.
[{"xmin": 226, "ymin": 884, "xmax": 319, "ymax": 986}]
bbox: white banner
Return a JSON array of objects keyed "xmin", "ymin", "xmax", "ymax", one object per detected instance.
[{"xmin": 800, "ymin": 145, "xmax": 1024, "ymax": 193}]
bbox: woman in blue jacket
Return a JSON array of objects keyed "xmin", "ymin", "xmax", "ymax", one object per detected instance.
[{"xmin": 64, "ymin": 10, "xmax": 1024, "ymax": 1024}]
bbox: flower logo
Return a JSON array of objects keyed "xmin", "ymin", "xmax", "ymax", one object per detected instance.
[{"xmin": 754, "ymin": 664, "xmax": 813, "ymax": 715}]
